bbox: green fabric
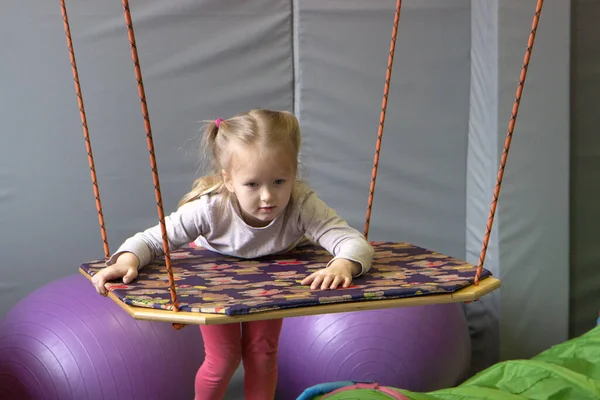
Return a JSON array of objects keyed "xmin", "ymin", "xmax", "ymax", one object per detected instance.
[
  {"xmin": 398, "ymin": 325, "xmax": 600, "ymax": 400},
  {"xmin": 304, "ymin": 326, "xmax": 600, "ymax": 400}
]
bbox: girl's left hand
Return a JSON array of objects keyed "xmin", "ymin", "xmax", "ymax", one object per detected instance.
[{"xmin": 301, "ymin": 258, "xmax": 361, "ymax": 290}]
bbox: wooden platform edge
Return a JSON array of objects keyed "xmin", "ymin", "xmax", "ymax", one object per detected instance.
[{"xmin": 78, "ymin": 268, "xmax": 501, "ymax": 326}]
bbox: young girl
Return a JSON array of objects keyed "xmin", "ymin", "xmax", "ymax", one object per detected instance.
[{"xmin": 90, "ymin": 109, "xmax": 374, "ymax": 400}]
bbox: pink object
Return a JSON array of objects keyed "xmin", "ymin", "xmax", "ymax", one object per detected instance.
[
  {"xmin": 215, "ymin": 118, "xmax": 223, "ymax": 127},
  {"xmin": 195, "ymin": 319, "xmax": 283, "ymax": 400},
  {"xmin": 321, "ymin": 382, "xmax": 410, "ymax": 399}
]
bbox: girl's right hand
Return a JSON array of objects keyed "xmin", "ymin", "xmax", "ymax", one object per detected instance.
[{"xmin": 91, "ymin": 252, "xmax": 139, "ymax": 296}]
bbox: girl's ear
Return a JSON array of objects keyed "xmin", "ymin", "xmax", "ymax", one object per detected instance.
[{"xmin": 222, "ymin": 169, "xmax": 235, "ymax": 193}]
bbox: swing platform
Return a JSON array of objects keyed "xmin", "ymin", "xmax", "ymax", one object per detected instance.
[{"xmin": 79, "ymin": 241, "xmax": 501, "ymax": 326}]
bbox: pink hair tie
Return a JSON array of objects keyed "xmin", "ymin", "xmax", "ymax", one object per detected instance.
[{"xmin": 215, "ymin": 118, "xmax": 223, "ymax": 128}]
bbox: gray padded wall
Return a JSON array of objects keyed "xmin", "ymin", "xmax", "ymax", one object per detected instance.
[
  {"xmin": 465, "ymin": 0, "xmax": 501, "ymax": 373},
  {"xmin": 295, "ymin": 0, "xmax": 471, "ymax": 259},
  {"xmin": 496, "ymin": 0, "xmax": 570, "ymax": 360},
  {"xmin": 295, "ymin": 0, "xmax": 499, "ymax": 373},
  {"xmin": 467, "ymin": 0, "xmax": 571, "ymax": 363},
  {"xmin": 570, "ymin": 0, "xmax": 600, "ymax": 338},
  {"xmin": 0, "ymin": 0, "xmax": 293, "ymax": 314}
]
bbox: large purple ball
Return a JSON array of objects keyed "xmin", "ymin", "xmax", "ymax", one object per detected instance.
[
  {"xmin": 0, "ymin": 274, "xmax": 204, "ymax": 400},
  {"xmin": 276, "ymin": 304, "xmax": 471, "ymax": 399}
]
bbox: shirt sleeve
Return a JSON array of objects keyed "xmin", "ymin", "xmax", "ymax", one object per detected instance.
[
  {"xmin": 296, "ymin": 189, "xmax": 374, "ymax": 276},
  {"xmin": 106, "ymin": 199, "xmax": 209, "ymax": 269}
]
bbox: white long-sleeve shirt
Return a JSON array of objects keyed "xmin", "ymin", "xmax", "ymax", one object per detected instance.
[{"xmin": 107, "ymin": 181, "xmax": 374, "ymax": 276}]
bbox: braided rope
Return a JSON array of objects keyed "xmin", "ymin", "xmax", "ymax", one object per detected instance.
[
  {"xmin": 60, "ymin": 0, "xmax": 110, "ymax": 259},
  {"xmin": 364, "ymin": 0, "xmax": 403, "ymax": 240},
  {"xmin": 475, "ymin": 0, "xmax": 545, "ymax": 285},
  {"xmin": 121, "ymin": 0, "xmax": 181, "ymax": 317}
]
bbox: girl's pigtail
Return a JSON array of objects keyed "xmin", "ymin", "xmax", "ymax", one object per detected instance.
[
  {"xmin": 178, "ymin": 120, "xmax": 224, "ymax": 207},
  {"xmin": 201, "ymin": 120, "xmax": 221, "ymax": 163}
]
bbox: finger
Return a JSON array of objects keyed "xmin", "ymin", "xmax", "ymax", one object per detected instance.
[
  {"xmin": 330, "ymin": 276, "xmax": 343, "ymax": 290},
  {"xmin": 310, "ymin": 275, "xmax": 325, "ymax": 290},
  {"xmin": 91, "ymin": 274, "xmax": 108, "ymax": 296},
  {"xmin": 301, "ymin": 272, "xmax": 317, "ymax": 286},
  {"xmin": 122, "ymin": 267, "xmax": 138, "ymax": 284},
  {"xmin": 342, "ymin": 276, "xmax": 352, "ymax": 288},
  {"xmin": 103, "ymin": 265, "xmax": 129, "ymax": 281},
  {"xmin": 93, "ymin": 266, "xmax": 126, "ymax": 296},
  {"xmin": 320, "ymin": 275, "xmax": 334, "ymax": 290}
]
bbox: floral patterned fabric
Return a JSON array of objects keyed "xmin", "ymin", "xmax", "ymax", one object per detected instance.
[{"xmin": 79, "ymin": 241, "xmax": 493, "ymax": 316}]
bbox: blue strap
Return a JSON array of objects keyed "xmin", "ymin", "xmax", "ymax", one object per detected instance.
[{"xmin": 296, "ymin": 381, "xmax": 357, "ymax": 399}]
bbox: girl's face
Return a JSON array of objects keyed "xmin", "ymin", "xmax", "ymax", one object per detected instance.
[{"xmin": 222, "ymin": 144, "xmax": 296, "ymax": 228}]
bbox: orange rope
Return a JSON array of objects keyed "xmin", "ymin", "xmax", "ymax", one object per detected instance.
[
  {"xmin": 475, "ymin": 0, "xmax": 545, "ymax": 285},
  {"xmin": 60, "ymin": 0, "xmax": 110, "ymax": 259},
  {"xmin": 364, "ymin": 0, "xmax": 402, "ymax": 240},
  {"xmin": 121, "ymin": 0, "xmax": 180, "ymax": 317}
]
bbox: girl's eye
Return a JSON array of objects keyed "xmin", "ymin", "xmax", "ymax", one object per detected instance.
[
  {"xmin": 274, "ymin": 179, "xmax": 285, "ymax": 185},
  {"xmin": 245, "ymin": 183, "xmax": 258, "ymax": 188}
]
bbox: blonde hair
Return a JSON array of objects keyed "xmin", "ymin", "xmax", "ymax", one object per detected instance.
[{"xmin": 178, "ymin": 109, "xmax": 301, "ymax": 207}]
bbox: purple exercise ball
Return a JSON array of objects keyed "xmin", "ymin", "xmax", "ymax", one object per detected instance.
[
  {"xmin": 276, "ymin": 304, "xmax": 471, "ymax": 399},
  {"xmin": 0, "ymin": 274, "xmax": 205, "ymax": 400}
]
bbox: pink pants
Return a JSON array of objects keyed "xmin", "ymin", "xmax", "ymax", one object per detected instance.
[{"xmin": 194, "ymin": 318, "xmax": 283, "ymax": 400}]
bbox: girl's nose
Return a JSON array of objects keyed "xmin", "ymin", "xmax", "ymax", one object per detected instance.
[{"xmin": 261, "ymin": 188, "xmax": 273, "ymax": 203}]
